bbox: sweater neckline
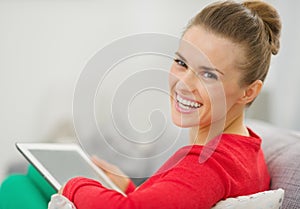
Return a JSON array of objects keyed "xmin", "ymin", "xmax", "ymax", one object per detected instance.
[{"xmin": 181, "ymin": 127, "xmax": 262, "ymax": 150}]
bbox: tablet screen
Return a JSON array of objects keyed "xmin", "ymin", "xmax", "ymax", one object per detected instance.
[
  {"xmin": 16, "ymin": 143, "xmax": 124, "ymax": 195},
  {"xmin": 29, "ymin": 149, "xmax": 111, "ymax": 189}
]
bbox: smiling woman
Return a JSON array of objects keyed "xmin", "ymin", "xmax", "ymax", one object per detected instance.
[{"xmin": 57, "ymin": 1, "xmax": 281, "ymax": 209}]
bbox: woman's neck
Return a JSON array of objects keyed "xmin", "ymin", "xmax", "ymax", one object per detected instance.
[{"xmin": 189, "ymin": 112, "xmax": 248, "ymax": 145}]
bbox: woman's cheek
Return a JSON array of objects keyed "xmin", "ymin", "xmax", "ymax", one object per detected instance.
[{"xmin": 168, "ymin": 67, "xmax": 179, "ymax": 89}]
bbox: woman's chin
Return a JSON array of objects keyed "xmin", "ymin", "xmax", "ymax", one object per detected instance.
[{"xmin": 171, "ymin": 115, "xmax": 197, "ymax": 128}]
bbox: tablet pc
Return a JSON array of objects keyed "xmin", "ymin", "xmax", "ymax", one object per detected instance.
[{"xmin": 16, "ymin": 142, "xmax": 124, "ymax": 195}]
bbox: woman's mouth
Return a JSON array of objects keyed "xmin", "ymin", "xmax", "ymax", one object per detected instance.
[{"xmin": 175, "ymin": 93, "xmax": 202, "ymax": 113}]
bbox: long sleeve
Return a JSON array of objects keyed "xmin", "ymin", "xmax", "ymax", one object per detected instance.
[{"xmin": 62, "ymin": 161, "xmax": 225, "ymax": 209}]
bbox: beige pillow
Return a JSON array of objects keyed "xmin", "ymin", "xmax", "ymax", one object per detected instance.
[{"xmin": 212, "ymin": 189, "xmax": 284, "ymax": 209}]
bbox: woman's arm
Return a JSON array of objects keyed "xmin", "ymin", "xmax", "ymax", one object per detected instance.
[{"xmin": 62, "ymin": 163, "xmax": 225, "ymax": 209}]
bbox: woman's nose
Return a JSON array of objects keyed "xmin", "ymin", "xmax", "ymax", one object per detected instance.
[{"xmin": 176, "ymin": 69, "xmax": 198, "ymax": 93}]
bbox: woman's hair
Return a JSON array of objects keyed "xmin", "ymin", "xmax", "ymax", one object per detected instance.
[{"xmin": 185, "ymin": 0, "xmax": 281, "ymax": 87}]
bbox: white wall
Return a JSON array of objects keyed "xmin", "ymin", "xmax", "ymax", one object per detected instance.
[
  {"xmin": 0, "ymin": 0, "xmax": 299, "ymax": 181},
  {"xmin": 270, "ymin": 0, "xmax": 300, "ymax": 129}
]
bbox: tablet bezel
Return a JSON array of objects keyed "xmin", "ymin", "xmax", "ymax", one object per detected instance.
[{"xmin": 16, "ymin": 142, "xmax": 125, "ymax": 195}]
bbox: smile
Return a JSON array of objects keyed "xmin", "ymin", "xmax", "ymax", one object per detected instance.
[{"xmin": 176, "ymin": 93, "xmax": 202, "ymax": 112}]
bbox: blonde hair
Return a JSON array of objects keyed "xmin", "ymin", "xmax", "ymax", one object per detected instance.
[{"xmin": 185, "ymin": 0, "xmax": 281, "ymax": 87}]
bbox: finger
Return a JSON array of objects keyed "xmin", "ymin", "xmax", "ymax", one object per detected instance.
[
  {"xmin": 91, "ymin": 156, "xmax": 127, "ymax": 177},
  {"xmin": 91, "ymin": 156, "xmax": 113, "ymax": 171}
]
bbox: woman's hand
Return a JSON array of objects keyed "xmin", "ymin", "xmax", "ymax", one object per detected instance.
[{"xmin": 91, "ymin": 156, "xmax": 130, "ymax": 193}]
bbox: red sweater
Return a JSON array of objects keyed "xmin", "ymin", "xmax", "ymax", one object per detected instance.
[{"xmin": 63, "ymin": 129, "xmax": 270, "ymax": 209}]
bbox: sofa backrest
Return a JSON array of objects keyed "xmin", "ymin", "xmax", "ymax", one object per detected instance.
[{"xmin": 247, "ymin": 119, "xmax": 300, "ymax": 209}]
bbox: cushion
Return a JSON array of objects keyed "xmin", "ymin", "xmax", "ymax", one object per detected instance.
[
  {"xmin": 247, "ymin": 119, "xmax": 300, "ymax": 209},
  {"xmin": 212, "ymin": 189, "xmax": 284, "ymax": 209},
  {"xmin": 0, "ymin": 165, "xmax": 55, "ymax": 209},
  {"xmin": 0, "ymin": 174, "xmax": 49, "ymax": 209}
]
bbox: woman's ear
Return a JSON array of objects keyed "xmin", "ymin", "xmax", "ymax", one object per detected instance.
[{"xmin": 238, "ymin": 80, "xmax": 263, "ymax": 105}]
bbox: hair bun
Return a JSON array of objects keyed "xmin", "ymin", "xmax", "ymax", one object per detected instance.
[{"xmin": 242, "ymin": 1, "xmax": 281, "ymax": 55}]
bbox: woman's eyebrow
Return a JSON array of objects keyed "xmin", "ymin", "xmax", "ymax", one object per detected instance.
[
  {"xmin": 175, "ymin": 51, "xmax": 224, "ymax": 76},
  {"xmin": 175, "ymin": 52, "xmax": 187, "ymax": 62},
  {"xmin": 199, "ymin": 66, "xmax": 224, "ymax": 76}
]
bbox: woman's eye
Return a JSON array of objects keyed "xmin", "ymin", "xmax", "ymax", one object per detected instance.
[
  {"xmin": 201, "ymin": 71, "xmax": 218, "ymax": 80},
  {"xmin": 174, "ymin": 59, "xmax": 188, "ymax": 69}
]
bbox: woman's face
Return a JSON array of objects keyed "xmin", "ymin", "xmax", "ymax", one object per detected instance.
[{"xmin": 169, "ymin": 26, "xmax": 246, "ymax": 128}]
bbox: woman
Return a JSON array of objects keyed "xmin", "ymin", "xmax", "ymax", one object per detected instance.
[{"xmin": 60, "ymin": 1, "xmax": 281, "ymax": 208}]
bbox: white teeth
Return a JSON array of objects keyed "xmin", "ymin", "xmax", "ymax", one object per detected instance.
[
  {"xmin": 176, "ymin": 94, "xmax": 201, "ymax": 108},
  {"xmin": 179, "ymin": 102, "xmax": 191, "ymax": 110}
]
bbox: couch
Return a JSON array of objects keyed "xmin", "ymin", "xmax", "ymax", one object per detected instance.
[
  {"xmin": 246, "ymin": 119, "xmax": 300, "ymax": 209},
  {"xmin": 0, "ymin": 119, "xmax": 299, "ymax": 209}
]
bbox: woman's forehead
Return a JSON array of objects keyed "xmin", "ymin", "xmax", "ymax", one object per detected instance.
[{"xmin": 180, "ymin": 26, "xmax": 244, "ymax": 74}]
